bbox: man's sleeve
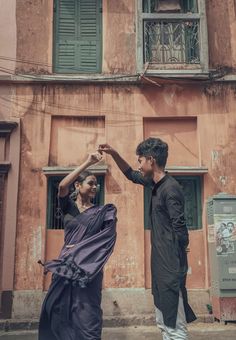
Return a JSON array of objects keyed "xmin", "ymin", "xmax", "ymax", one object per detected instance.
[
  {"xmin": 165, "ymin": 188, "xmax": 189, "ymax": 248},
  {"xmin": 124, "ymin": 167, "xmax": 152, "ymax": 186}
]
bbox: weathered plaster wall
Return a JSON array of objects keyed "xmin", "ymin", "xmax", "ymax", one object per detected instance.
[
  {"xmin": 13, "ymin": 84, "xmax": 146, "ymax": 291},
  {"xmin": 0, "ymin": 0, "xmax": 16, "ymax": 75},
  {"xmin": 103, "ymin": 0, "xmax": 136, "ymax": 74},
  {"xmin": 207, "ymin": 0, "xmax": 232, "ymax": 69},
  {"xmin": 12, "ymin": 82, "xmax": 236, "ymax": 293},
  {"xmin": 207, "ymin": 0, "xmax": 236, "ymax": 71},
  {"xmin": 6, "ymin": 0, "xmax": 236, "ymax": 319},
  {"xmin": 15, "ymin": 0, "xmax": 136, "ymax": 74},
  {"xmin": 15, "ymin": 0, "xmax": 236, "ymax": 75},
  {"xmin": 16, "ymin": 0, "xmax": 53, "ymax": 74}
]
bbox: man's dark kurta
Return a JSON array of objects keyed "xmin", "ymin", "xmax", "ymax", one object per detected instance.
[{"xmin": 125, "ymin": 168, "xmax": 196, "ymax": 328}]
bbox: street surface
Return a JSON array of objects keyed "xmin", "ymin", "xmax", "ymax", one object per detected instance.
[{"xmin": 0, "ymin": 323, "xmax": 236, "ymax": 340}]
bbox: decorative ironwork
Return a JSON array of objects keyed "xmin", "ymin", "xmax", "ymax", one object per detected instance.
[
  {"xmin": 175, "ymin": 176, "xmax": 202, "ymax": 230},
  {"xmin": 144, "ymin": 19, "xmax": 200, "ymax": 64},
  {"xmin": 50, "ymin": 178, "xmax": 64, "ymax": 230}
]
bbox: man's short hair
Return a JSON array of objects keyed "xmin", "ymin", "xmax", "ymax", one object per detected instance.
[{"xmin": 136, "ymin": 137, "xmax": 168, "ymax": 168}]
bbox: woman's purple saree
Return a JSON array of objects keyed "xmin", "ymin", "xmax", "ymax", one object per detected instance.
[{"xmin": 38, "ymin": 201, "xmax": 117, "ymax": 340}]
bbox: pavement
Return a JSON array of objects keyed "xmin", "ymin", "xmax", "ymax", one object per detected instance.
[{"xmin": 0, "ymin": 323, "xmax": 236, "ymax": 340}]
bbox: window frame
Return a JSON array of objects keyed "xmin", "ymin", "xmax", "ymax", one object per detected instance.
[{"xmin": 136, "ymin": 0, "xmax": 208, "ymax": 75}]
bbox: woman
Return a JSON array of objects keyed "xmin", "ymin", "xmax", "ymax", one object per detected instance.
[{"xmin": 38, "ymin": 152, "xmax": 117, "ymax": 340}]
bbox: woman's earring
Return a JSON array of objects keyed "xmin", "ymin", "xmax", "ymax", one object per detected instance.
[{"xmin": 70, "ymin": 188, "xmax": 79, "ymax": 200}]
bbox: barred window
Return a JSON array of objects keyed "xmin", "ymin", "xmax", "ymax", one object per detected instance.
[
  {"xmin": 47, "ymin": 175, "xmax": 105, "ymax": 230},
  {"xmin": 137, "ymin": 0, "xmax": 208, "ymax": 72}
]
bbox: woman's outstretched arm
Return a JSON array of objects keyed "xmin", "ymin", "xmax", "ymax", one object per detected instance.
[{"xmin": 58, "ymin": 152, "xmax": 102, "ymax": 197}]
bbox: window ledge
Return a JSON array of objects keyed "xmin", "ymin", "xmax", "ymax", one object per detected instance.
[
  {"xmin": 42, "ymin": 164, "xmax": 108, "ymax": 176},
  {"xmin": 216, "ymin": 74, "xmax": 236, "ymax": 82},
  {"xmin": 0, "ymin": 162, "xmax": 11, "ymax": 174},
  {"xmin": 144, "ymin": 69, "xmax": 209, "ymax": 79},
  {"xmin": 0, "ymin": 74, "xmax": 140, "ymax": 84},
  {"xmin": 0, "ymin": 121, "xmax": 18, "ymax": 137},
  {"xmin": 5, "ymin": 72, "xmax": 236, "ymax": 83},
  {"xmin": 166, "ymin": 166, "xmax": 208, "ymax": 174}
]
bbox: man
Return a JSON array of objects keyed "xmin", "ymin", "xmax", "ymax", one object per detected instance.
[{"xmin": 98, "ymin": 138, "xmax": 196, "ymax": 340}]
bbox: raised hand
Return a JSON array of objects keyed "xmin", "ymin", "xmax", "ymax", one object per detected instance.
[
  {"xmin": 98, "ymin": 144, "xmax": 116, "ymax": 155},
  {"xmin": 87, "ymin": 152, "xmax": 103, "ymax": 165}
]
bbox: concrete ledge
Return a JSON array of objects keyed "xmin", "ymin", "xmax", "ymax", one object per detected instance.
[
  {"xmin": 103, "ymin": 314, "xmax": 214, "ymax": 327},
  {"xmin": 11, "ymin": 288, "xmax": 211, "ymax": 319},
  {"xmin": 0, "ymin": 314, "xmax": 214, "ymax": 332},
  {"xmin": 101, "ymin": 288, "xmax": 210, "ymax": 317},
  {"xmin": 12, "ymin": 291, "xmax": 46, "ymax": 319},
  {"xmin": 0, "ymin": 320, "xmax": 39, "ymax": 332}
]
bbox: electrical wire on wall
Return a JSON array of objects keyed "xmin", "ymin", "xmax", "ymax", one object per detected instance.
[
  {"xmin": 0, "ymin": 55, "xmax": 232, "ymax": 128},
  {"xmin": 0, "ymin": 55, "xmax": 228, "ymax": 83}
]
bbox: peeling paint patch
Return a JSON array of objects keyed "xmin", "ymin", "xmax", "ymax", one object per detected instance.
[
  {"xmin": 32, "ymin": 225, "xmax": 42, "ymax": 261},
  {"xmin": 163, "ymin": 85, "xmax": 183, "ymax": 106},
  {"xmin": 219, "ymin": 176, "xmax": 227, "ymax": 186},
  {"xmin": 212, "ymin": 150, "xmax": 219, "ymax": 161}
]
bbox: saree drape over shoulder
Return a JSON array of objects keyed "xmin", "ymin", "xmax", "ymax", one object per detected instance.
[{"xmin": 38, "ymin": 196, "xmax": 117, "ymax": 340}]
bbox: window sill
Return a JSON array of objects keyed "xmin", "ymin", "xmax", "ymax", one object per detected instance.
[
  {"xmin": 144, "ymin": 68, "xmax": 209, "ymax": 79},
  {"xmin": 166, "ymin": 166, "xmax": 208, "ymax": 175},
  {"xmin": 0, "ymin": 121, "xmax": 18, "ymax": 137},
  {"xmin": 4, "ymin": 72, "xmax": 236, "ymax": 83},
  {"xmin": 0, "ymin": 162, "xmax": 11, "ymax": 175},
  {"xmin": 42, "ymin": 164, "xmax": 108, "ymax": 176},
  {"xmin": 0, "ymin": 74, "xmax": 140, "ymax": 84}
]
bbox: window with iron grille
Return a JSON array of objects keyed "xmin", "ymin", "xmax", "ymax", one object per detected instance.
[
  {"xmin": 47, "ymin": 175, "xmax": 105, "ymax": 229},
  {"xmin": 144, "ymin": 175, "xmax": 202, "ymax": 230},
  {"xmin": 137, "ymin": 0, "xmax": 208, "ymax": 73}
]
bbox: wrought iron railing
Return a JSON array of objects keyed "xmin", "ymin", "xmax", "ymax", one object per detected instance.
[{"xmin": 144, "ymin": 19, "xmax": 200, "ymax": 64}]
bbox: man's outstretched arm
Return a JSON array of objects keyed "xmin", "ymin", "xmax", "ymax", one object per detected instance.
[{"xmin": 98, "ymin": 144, "xmax": 150, "ymax": 186}]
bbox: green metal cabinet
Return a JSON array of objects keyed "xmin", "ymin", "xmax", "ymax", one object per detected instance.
[{"xmin": 207, "ymin": 193, "xmax": 236, "ymax": 322}]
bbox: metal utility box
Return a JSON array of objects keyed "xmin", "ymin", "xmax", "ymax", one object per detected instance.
[{"xmin": 207, "ymin": 193, "xmax": 236, "ymax": 322}]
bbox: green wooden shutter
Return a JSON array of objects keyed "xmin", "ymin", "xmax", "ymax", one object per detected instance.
[
  {"xmin": 54, "ymin": 0, "xmax": 77, "ymax": 73},
  {"xmin": 54, "ymin": 0, "xmax": 102, "ymax": 73},
  {"xmin": 78, "ymin": 0, "xmax": 102, "ymax": 72}
]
